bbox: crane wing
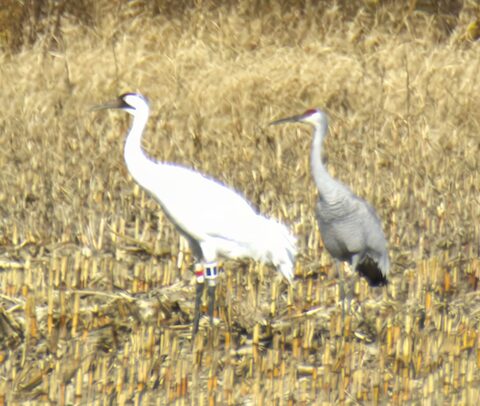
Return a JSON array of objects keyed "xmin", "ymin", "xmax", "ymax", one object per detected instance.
[
  {"xmin": 316, "ymin": 186, "xmax": 388, "ymax": 261},
  {"xmin": 143, "ymin": 163, "xmax": 268, "ymax": 246}
]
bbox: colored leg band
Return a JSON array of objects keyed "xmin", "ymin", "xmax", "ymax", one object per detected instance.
[
  {"xmin": 194, "ymin": 264, "xmax": 204, "ymax": 283},
  {"xmin": 204, "ymin": 262, "xmax": 219, "ymax": 286}
]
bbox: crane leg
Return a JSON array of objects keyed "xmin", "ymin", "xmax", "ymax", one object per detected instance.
[
  {"xmin": 335, "ymin": 260, "xmax": 348, "ymax": 319},
  {"xmin": 192, "ymin": 264, "xmax": 205, "ymax": 336},
  {"xmin": 205, "ymin": 262, "xmax": 219, "ymax": 326}
]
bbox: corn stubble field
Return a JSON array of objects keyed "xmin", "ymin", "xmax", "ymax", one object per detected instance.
[{"xmin": 0, "ymin": 0, "xmax": 479, "ymax": 404}]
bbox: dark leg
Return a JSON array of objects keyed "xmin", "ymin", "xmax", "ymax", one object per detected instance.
[
  {"xmin": 192, "ymin": 264, "xmax": 205, "ymax": 336},
  {"xmin": 335, "ymin": 260, "xmax": 347, "ymax": 319},
  {"xmin": 207, "ymin": 284, "xmax": 216, "ymax": 325},
  {"xmin": 204, "ymin": 262, "xmax": 219, "ymax": 327}
]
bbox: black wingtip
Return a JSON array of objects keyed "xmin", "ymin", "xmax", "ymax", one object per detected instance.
[{"xmin": 356, "ymin": 258, "xmax": 388, "ymax": 287}]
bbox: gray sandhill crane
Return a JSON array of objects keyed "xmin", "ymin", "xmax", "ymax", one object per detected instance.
[
  {"xmin": 270, "ymin": 109, "xmax": 389, "ymax": 301},
  {"xmin": 93, "ymin": 93, "xmax": 297, "ymax": 335}
]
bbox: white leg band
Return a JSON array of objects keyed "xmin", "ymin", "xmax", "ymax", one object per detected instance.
[{"xmin": 204, "ymin": 262, "xmax": 219, "ymax": 286}]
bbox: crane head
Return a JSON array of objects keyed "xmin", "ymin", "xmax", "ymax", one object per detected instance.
[
  {"xmin": 270, "ymin": 108, "xmax": 328, "ymax": 127},
  {"xmin": 92, "ymin": 93, "xmax": 149, "ymax": 116}
]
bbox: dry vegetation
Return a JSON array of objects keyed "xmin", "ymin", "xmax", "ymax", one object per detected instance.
[{"xmin": 0, "ymin": 0, "xmax": 479, "ymax": 404}]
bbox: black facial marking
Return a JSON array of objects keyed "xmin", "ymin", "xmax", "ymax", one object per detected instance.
[
  {"xmin": 119, "ymin": 92, "xmax": 137, "ymax": 99},
  {"xmin": 118, "ymin": 93, "xmax": 137, "ymax": 108}
]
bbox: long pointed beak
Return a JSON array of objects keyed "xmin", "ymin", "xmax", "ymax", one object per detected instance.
[
  {"xmin": 269, "ymin": 114, "xmax": 304, "ymax": 126},
  {"xmin": 90, "ymin": 98, "xmax": 126, "ymax": 112}
]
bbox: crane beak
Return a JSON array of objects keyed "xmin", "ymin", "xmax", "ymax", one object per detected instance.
[
  {"xmin": 269, "ymin": 114, "xmax": 304, "ymax": 126},
  {"xmin": 91, "ymin": 97, "xmax": 127, "ymax": 112}
]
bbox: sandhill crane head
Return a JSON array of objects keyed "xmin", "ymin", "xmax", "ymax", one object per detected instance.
[{"xmin": 270, "ymin": 108, "xmax": 328, "ymax": 128}]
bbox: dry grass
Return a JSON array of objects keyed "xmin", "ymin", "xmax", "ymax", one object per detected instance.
[{"xmin": 0, "ymin": 1, "xmax": 479, "ymax": 404}]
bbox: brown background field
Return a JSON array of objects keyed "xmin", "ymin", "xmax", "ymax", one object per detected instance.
[{"xmin": 0, "ymin": 0, "xmax": 479, "ymax": 404}]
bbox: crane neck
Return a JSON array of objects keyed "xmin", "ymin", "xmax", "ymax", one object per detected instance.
[
  {"xmin": 124, "ymin": 107, "xmax": 158, "ymax": 191},
  {"xmin": 310, "ymin": 122, "xmax": 339, "ymax": 202}
]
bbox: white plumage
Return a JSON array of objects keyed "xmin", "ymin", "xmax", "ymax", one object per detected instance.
[
  {"xmin": 94, "ymin": 93, "xmax": 297, "ymax": 332},
  {"xmin": 135, "ymin": 163, "xmax": 294, "ymax": 275}
]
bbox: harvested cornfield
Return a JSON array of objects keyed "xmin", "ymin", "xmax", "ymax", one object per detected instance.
[{"xmin": 0, "ymin": 1, "xmax": 479, "ymax": 404}]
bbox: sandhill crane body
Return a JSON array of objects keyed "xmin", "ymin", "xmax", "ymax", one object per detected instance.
[{"xmin": 271, "ymin": 109, "xmax": 389, "ymax": 289}]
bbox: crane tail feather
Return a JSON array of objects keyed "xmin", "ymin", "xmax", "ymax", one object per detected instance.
[
  {"xmin": 356, "ymin": 257, "xmax": 388, "ymax": 286},
  {"xmin": 265, "ymin": 219, "xmax": 297, "ymax": 283}
]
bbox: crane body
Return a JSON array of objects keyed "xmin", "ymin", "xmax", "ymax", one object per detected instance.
[{"xmin": 94, "ymin": 93, "xmax": 297, "ymax": 334}]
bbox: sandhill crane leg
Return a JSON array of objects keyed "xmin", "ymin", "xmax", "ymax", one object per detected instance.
[
  {"xmin": 205, "ymin": 263, "xmax": 219, "ymax": 326},
  {"xmin": 192, "ymin": 264, "xmax": 205, "ymax": 336},
  {"xmin": 335, "ymin": 260, "xmax": 349, "ymax": 319}
]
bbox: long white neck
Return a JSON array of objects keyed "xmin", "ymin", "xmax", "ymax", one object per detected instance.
[
  {"xmin": 310, "ymin": 121, "xmax": 340, "ymax": 202},
  {"xmin": 123, "ymin": 107, "xmax": 159, "ymax": 191}
]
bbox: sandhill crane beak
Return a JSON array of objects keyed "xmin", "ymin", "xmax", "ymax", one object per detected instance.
[
  {"xmin": 91, "ymin": 97, "xmax": 128, "ymax": 112},
  {"xmin": 269, "ymin": 114, "xmax": 304, "ymax": 126}
]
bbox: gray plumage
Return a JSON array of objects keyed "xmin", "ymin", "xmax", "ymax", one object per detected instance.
[{"xmin": 271, "ymin": 109, "xmax": 389, "ymax": 286}]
